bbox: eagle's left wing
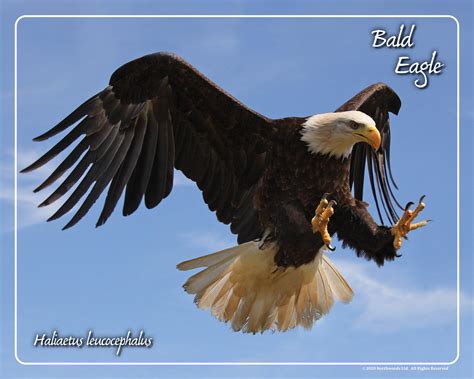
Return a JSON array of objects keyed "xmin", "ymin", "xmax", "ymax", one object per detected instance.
[
  {"xmin": 336, "ymin": 83, "xmax": 402, "ymax": 225},
  {"xmin": 21, "ymin": 52, "xmax": 275, "ymax": 242}
]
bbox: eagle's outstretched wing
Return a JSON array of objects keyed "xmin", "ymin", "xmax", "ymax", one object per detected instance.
[
  {"xmin": 21, "ymin": 52, "xmax": 275, "ymax": 243},
  {"xmin": 336, "ymin": 83, "xmax": 402, "ymax": 225}
]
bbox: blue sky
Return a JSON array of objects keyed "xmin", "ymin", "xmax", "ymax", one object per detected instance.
[{"xmin": 1, "ymin": 0, "xmax": 473, "ymax": 378}]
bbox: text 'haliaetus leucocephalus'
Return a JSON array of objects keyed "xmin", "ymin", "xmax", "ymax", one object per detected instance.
[{"xmin": 22, "ymin": 52, "xmax": 429, "ymax": 333}]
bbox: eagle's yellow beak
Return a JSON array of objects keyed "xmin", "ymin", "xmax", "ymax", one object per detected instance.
[{"xmin": 354, "ymin": 124, "xmax": 381, "ymax": 151}]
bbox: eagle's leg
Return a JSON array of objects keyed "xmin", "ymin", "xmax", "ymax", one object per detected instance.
[
  {"xmin": 391, "ymin": 195, "xmax": 430, "ymax": 249},
  {"xmin": 312, "ymin": 194, "xmax": 337, "ymax": 251}
]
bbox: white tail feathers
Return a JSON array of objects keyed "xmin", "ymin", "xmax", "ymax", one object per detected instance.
[{"xmin": 177, "ymin": 241, "xmax": 353, "ymax": 334}]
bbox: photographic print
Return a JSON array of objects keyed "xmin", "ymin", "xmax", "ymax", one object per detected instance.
[{"xmin": 0, "ymin": 1, "xmax": 472, "ymax": 378}]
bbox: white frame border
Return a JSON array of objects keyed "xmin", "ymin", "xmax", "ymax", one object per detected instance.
[{"xmin": 13, "ymin": 14, "xmax": 460, "ymax": 366}]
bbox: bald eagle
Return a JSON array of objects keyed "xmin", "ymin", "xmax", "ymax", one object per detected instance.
[{"xmin": 22, "ymin": 52, "xmax": 428, "ymax": 333}]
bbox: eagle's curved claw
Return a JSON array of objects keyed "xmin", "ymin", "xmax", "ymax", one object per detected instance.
[
  {"xmin": 404, "ymin": 201, "xmax": 414, "ymax": 211},
  {"xmin": 312, "ymin": 196, "xmax": 336, "ymax": 251},
  {"xmin": 392, "ymin": 196, "xmax": 429, "ymax": 250}
]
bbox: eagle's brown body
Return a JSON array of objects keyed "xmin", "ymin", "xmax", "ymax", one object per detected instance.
[{"xmin": 256, "ymin": 119, "xmax": 350, "ymax": 267}]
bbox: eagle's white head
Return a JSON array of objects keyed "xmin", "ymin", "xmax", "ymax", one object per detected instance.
[{"xmin": 300, "ymin": 111, "xmax": 381, "ymax": 159}]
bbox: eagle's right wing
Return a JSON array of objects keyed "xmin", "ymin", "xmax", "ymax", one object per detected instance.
[
  {"xmin": 21, "ymin": 52, "xmax": 276, "ymax": 243},
  {"xmin": 336, "ymin": 83, "xmax": 402, "ymax": 225}
]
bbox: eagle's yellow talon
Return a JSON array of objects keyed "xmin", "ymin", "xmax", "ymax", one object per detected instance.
[
  {"xmin": 312, "ymin": 197, "xmax": 336, "ymax": 250},
  {"xmin": 315, "ymin": 194, "xmax": 329, "ymax": 216},
  {"xmin": 391, "ymin": 196, "xmax": 429, "ymax": 250}
]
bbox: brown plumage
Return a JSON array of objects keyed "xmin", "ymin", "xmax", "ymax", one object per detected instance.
[{"xmin": 22, "ymin": 52, "xmax": 414, "ymax": 333}]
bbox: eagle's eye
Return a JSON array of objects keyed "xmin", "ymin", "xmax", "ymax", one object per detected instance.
[{"xmin": 349, "ymin": 121, "xmax": 359, "ymax": 130}]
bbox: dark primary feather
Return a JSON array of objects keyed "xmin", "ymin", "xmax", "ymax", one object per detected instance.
[
  {"xmin": 336, "ymin": 82, "xmax": 402, "ymax": 225},
  {"xmin": 21, "ymin": 52, "xmax": 274, "ymax": 242}
]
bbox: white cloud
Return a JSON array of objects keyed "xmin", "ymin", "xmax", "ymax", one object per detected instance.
[
  {"xmin": 0, "ymin": 186, "xmax": 58, "ymax": 231},
  {"xmin": 1, "ymin": 148, "xmax": 62, "ymax": 231},
  {"xmin": 335, "ymin": 258, "xmax": 471, "ymax": 332},
  {"xmin": 15, "ymin": 147, "xmax": 51, "ymax": 177},
  {"xmin": 178, "ymin": 231, "xmax": 235, "ymax": 253}
]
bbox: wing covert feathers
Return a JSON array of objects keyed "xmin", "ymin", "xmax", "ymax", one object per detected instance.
[{"xmin": 178, "ymin": 242, "xmax": 353, "ymax": 334}]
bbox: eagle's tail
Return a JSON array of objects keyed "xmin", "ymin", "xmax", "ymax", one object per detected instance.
[{"xmin": 177, "ymin": 240, "xmax": 353, "ymax": 333}]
